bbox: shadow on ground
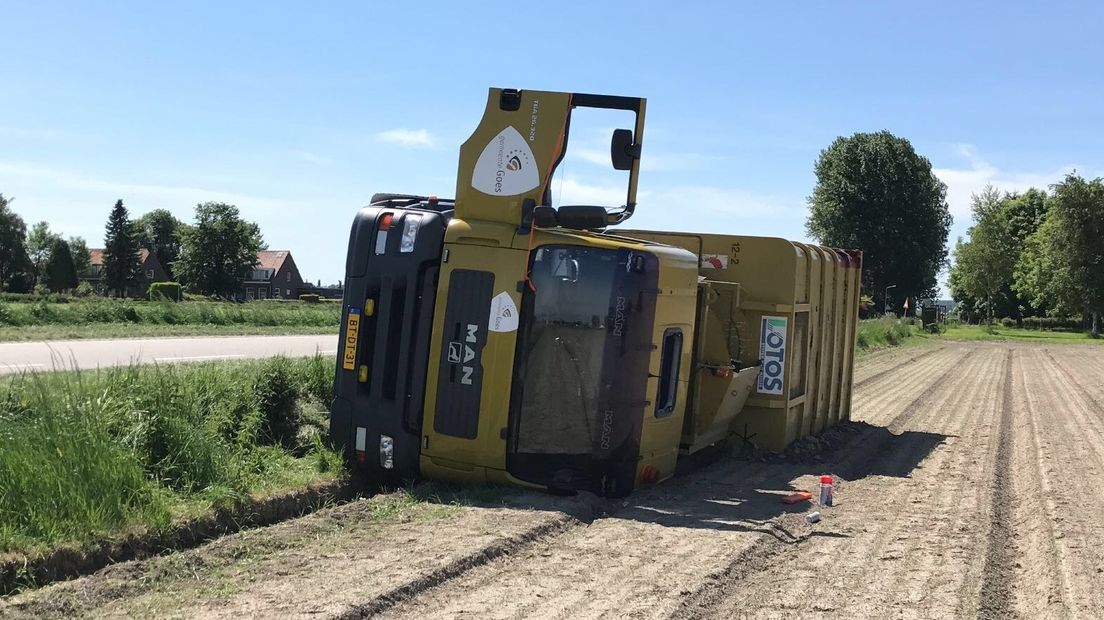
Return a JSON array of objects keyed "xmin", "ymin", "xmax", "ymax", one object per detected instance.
[{"xmin": 407, "ymin": 420, "xmax": 950, "ymax": 537}]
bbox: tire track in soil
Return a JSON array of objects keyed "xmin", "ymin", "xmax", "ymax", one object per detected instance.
[
  {"xmin": 357, "ymin": 348, "xmax": 970, "ymax": 620},
  {"xmin": 1045, "ymin": 349, "xmax": 1104, "ymax": 409},
  {"xmin": 811, "ymin": 349, "xmax": 999, "ymax": 615},
  {"xmin": 665, "ymin": 523, "xmax": 811, "ymax": 620},
  {"xmin": 827, "ymin": 348, "xmax": 1002, "ymax": 616},
  {"xmin": 1, "ymin": 495, "xmax": 601, "ymax": 620},
  {"xmin": 852, "ymin": 346, "xmax": 942, "ymax": 390},
  {"xmin": 1048, "ymin": 347, "xmax": 1104, "ymax": 415},
  {"xmin": 848, "ymin": 347, "xmax": 967, "ymax": 428},
  {"xmin": 834, "ymin": 348, "xmax": 976, "ymax": 476},
  {"xmin": 1013, "ymin": 349, "xmax": 1073, "ymax": 618},
  {"xmin": 1041, "ymin": 349, "xmax": 1104, "ymax": 479},
  {"xmin": 672, "ymin": 348, "xmax": 1002, "ymax": 619},
  {"xmin": 669, "ymin": 348, "xmax": 984, "ymax": 619},
  {"xmin": 1016, "ymin": 347, "xmax": 1104, "ymax": 619},
  {"xmin": 976, "ymin": 349, "xmax": 1015, "ymax": 620},
  {"xmin": 333, "ymin": 513, "xmax": 583, "ymax": 619}
]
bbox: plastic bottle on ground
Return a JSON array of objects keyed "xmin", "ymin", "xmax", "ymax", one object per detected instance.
[{"xmin": 819, "ymin": 474, "xmax": 834, "ymax": 507}]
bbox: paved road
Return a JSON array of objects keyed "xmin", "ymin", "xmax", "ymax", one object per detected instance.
[{"xmin": 0, "ymin": 334, "xmax": 339, "ymax": 375}]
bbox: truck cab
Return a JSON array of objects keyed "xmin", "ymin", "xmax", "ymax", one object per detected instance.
[{"xmin": 331, "ymin": 88, "xmax": 698, "ymax": 496}]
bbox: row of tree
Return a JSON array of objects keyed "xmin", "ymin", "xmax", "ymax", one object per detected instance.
[
  {"xmin": 950, "ymin": 174, "xmax": 1104, "ymax": 334},
  {"xmin": 0, "ymin": 194, "xmax": 265, "ymax": 298}
]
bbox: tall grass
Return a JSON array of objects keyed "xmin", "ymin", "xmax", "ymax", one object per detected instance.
[
  {"xmin": 0, "ymin": 298, "xmax": 340, "ymax": 329},
  {"xmin": 856, "ymin": 317, "xmax": 915, "ymax": 351},
  {"xmin": 0, "ymin": 356, "xmax": 340, "ymax": 554}
]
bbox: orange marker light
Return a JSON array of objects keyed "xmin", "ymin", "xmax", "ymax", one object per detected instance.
[{"xmin": 379, "ymin": 213, "xmax": 394, "ymax": 230}]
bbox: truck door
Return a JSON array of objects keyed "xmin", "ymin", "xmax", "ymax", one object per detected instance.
[{"xmin": 420, "ymin": 241, "xmax": 526, "ymax": 478}]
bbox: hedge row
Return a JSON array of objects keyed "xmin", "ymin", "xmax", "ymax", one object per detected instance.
[
  {"xmin": 0, "ymin": 298, "xmax": 341, "ymax": 327},
  {"xmin": 1019, "ymin": 316, "xmax": 1086, "ymax": 331}
]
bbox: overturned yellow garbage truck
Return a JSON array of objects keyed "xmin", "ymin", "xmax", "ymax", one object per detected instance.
[{"xmin": 330, "ymin": 88, "xmax": 861, "ymax": 497}]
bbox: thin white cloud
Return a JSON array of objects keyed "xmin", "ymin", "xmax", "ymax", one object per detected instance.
[
  {"xmin": 932, "ymin": 144, "xmax": 1076, "ymax": 219},
  {"xmin": 646, "ymin": 185, "xmax": 800, "ymax": 219},
  {"xmin": 570, "ymin": 147, "xmax": 721, "ymax": 173},
  {"xmin": 552, "ymin": 176, "xmax": 798, "ymax": 219},
  {"xmin": 0, "ymin": 161, "xmax": 301, "ymax": 216},
  {"xmin": 554, "ymin": 177, "xmax": 628, "ymax": 206},
  {"xmin": 0, "ymin": 126, "xmax": 86, "ymax": 140},
  {"xmin": 377, "ymin": 128, "xmax": 436, "ymax": 149},
  {"xmin": 293, "ymin": 151, "xmax": 335, "ymax": 166}
]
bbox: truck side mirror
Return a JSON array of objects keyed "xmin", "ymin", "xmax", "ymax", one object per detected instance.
[{"xmin": 611, "ymin": 129, "xmax": 636, "ymax": 171}]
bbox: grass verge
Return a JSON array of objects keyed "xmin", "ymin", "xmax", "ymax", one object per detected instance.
[
  {"xmin": 0, "ymin": 299, "xmax": 340, "ymax": 342},
  {"xmin": 0, "ymin": 323, "xmax": 337, "ymax": 341},
  {"xmin": 0, "ymin": 355, "xmax": 342, "ymax": 560},
  {"xmin": 939, "ymin": 324, "xmax": 1104, "ymax": 344}
]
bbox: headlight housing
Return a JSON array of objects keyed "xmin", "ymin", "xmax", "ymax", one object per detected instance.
[
  {"xmin": 399, "ymin": 216, "xmax": 421, "ymax": 253},
  {"xmin": 379, "ymin": 434, "xmax": 394, "ymax": 469}
]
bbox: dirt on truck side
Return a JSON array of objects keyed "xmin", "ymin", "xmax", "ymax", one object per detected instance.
[{"xmin": 6, "ymin": 341, "xmax": 1104, "ymax": 619}]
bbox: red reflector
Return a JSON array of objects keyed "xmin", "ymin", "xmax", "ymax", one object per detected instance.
[
  {"xmin": 641, "ymin": 464, "xmax": 659, "ymax": 484},
  {"xmin": 379, "ymin": 213, "xmax": 394, "ymax": 231},
  {"xmin": 355, "ymin": 451, "xmax": 367, "ymax": 463}
]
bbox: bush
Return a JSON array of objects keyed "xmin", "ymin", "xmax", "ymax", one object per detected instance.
[
  {"xmin": 856, "ymin": 317, "xmax": 914, "ymax": 351},
  {"xmin": 299, "ymin": 294, "xmax": 321, "ymax": 303},
  {"xmin": 999, "ymin": 317, "xmax": 1017, "ymax": 328},
  {"xmin": 149, "ymin": 282, "xmax": 183, "ymax": 302},
  {"xmin": 0, "ymin": 293, "xmax": 37, "ymax": 303},
  {"xmin": 73, "ymin": 281, "xmax": 95, "ymax": 297},
  {"xmin": 251, "ymin": 357, "xmax": 302, "ymax": 448}
]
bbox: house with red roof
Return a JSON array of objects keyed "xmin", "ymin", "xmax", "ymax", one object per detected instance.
[
  {"xmin": 85, "ymin": 248, "xmax": 169, "ymax": 297},
  {"xmin": 243, "ymin": 250, "xmax": 305, "ymax": 300}
]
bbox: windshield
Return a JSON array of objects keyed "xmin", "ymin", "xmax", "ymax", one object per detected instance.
[{"xmin": 507, "ymin": 244, "xmax": 658, "ymax": 496}]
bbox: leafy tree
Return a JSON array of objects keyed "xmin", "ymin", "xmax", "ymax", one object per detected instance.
[
  {"xmin": 807, "ymin": 131, "xmax": 952, "ymax": 310},
  {"xmin": 176, "ymin": 202, "xmax": 265, "ymax": 298},
  {"xmin": 26, "ymin": 221, "xmax": 61, "ymax": 286},
  {"xmin": 1004, "ymin": 189, "xmax": 1049, "ymax": 247},
  {"xmin": 947, "ymin": 244, "xmax": 980, "ymax": 322},
  {"xmin": 45, "ymin": 238, "xmax": 79, "ymax": 292},
  {"xmin": 0, "ymin": 194, "xmax": 33, "ymax": 291},
  {"xmin": 102, "ymin": 199, "xmax": 142, "ymax": 297},
  {"xmin": 68, "ymin": 236, "xmax": 92, "ymax": 278},
  {"xmin": 996, "ymin": 188, "xmax": 1049, "ymax": 320},
  {"xmin": 949, "ymin": 187, "xmax": 1050, "ymax": 324},
  {"xmin": 950, "ymin": 187, "xmax": 1015, "ymax": 325},
  {"xmin": 1014, "ymin": 174, "xmax": 1104, "ymax": 335},
  {"xmin": 136, "ymin": 208, "xmax": 185, "ymax": 278}
]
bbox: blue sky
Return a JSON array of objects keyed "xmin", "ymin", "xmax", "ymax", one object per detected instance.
[{"xmin": 2, "ymin": 2, "xmax": 1102, "ymax": 293}]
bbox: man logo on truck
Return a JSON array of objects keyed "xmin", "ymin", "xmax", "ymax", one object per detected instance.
[{"xmin": 447, "ymin": 323, "xmax": 480, "ymax": 385}]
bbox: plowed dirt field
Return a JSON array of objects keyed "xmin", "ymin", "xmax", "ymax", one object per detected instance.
[{"xmin": 5, "ymin": 341, "xmax": 1104, "ymax": 619}]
